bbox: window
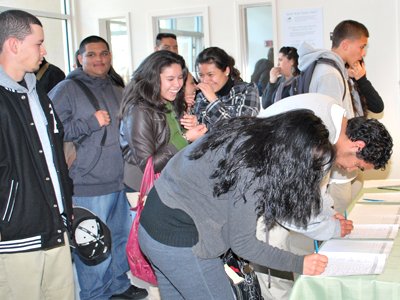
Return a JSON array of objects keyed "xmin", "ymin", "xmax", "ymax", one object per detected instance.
[
  {"xmin": 106, "ymin": 18, "xmax": 131, "ymax": 84},
  {"xmin": 238, "ymin": 3, "xmax": 275, "ymax": 83},
  {"xmin": 158, "ymin": 16, "xmax": 204, "ymax": 72},
  {"xmin": 148, "ymin": 6, "xmax": 210, "ymax": 74},
  {"xmin": 0, "ymin": 1, "xmax": 73, "ymax": 74}
]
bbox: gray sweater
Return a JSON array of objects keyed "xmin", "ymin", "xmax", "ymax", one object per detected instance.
[
  {"xmin": 155, "ymin": 137, "xmax": 305, "ymax": 275},
  {"xmin": 49, "ymin": 68, "xmax": 124, "ymax": 197}
]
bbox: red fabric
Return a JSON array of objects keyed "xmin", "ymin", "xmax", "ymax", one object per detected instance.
[{"xmin": 126, "ymin": 157, "xmax": 160, "ymax": 285}]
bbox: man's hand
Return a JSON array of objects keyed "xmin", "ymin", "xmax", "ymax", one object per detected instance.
[
  {"xmin": 94, "ymin": 110, "xmax": 110, "ymax": 127},
  {"xmin": 333, "ymin": 213, "xmax": 354, "ymax": 237}
]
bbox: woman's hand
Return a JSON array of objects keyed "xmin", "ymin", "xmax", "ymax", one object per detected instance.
[
  {"xmin": 348, "ymin": 61, "xmax": 366, "ymax": 80},
  {"xmin": 196, "ymin": 83, "xmax": 217, "ymax": 103},
  {"xmin": 269, "ymin": 67, "xmax": 281, "ymax": 84},
  {"xmin": 184, "ymin": 93, "xmax": 196, "ymax": 111},
  {"xmin": 333, "ymin": 213, "xmax": 354, "ymax": 237},
  {"xmin": 303, "ymin": 253, "xmax": 328, "ymax": 275},
  {"xmin": 185, "ymin": 124, "xmax": 207, "ymax": 142},
  {"xmin": 180, "ymin": 114, "xmax": 198, "ymax": 130}
]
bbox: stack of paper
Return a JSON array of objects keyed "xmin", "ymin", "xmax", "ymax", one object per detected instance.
[
  {"xmin": 322, "ymin": 239, "xmax": 393, "ymax": 258},
  {"xmin": 349, "ymin": 204, "xmax": 400, "ymax": 225},
  {"xmin": 363, "ymin": 179, "xmax": 400, "ymax": 189},
  {"xmin": 316, "ymin": 252, "xmax": 386, "ymax": 277},
  {"xmin": 350, "ymin": 204, "xmax": 400, "ymax": 216},
  {"xmin": 343, "ymin": 224, "xmax": 398, "ymax": 239},
  {"xmin": 315, "ymin": 189, "xmax": 400, "ymax": 277},
  {"xmin": 358, "ymin": 193, "xmax": 400, "ymax": 203}
]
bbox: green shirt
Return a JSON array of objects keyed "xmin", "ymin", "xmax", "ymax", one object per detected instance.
[{"xmin": 166, "ymin": 102, "xmax": 188, "ymax": 150}]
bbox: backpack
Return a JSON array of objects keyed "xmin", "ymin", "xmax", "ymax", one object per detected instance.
[{"xmin": 290, "ymin": 58, "xmax": 346, "ymax": 101}]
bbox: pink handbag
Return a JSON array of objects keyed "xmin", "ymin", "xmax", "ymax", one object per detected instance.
[{"xmin": 126, "ymin": 157, "xmax": 160, "ymax": 285}]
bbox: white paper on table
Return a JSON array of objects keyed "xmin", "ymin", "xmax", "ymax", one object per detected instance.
[
  {"xmin": 350, "ymin": 214, "xmax": 400, "ymax": 225},
  {"xmin": 358, "ymin": 193, "xmax": 400, "ymax": 203},
  {"xmin": 363, "ymin": 179, "xmax": 400, "ymax": 189},
  {"xmin": 315, "ymin": 252, "xmax": 386, "ymax": 277},
  {"xmin": 321, "ymin": 239, "xmax": 394, "ymax": 258},
  {"xmin": 343, "ymin": 224, "xmax": 398, "ymax": 239},
  {"xmin": 350, "ymin": 204, "xmax": 400, "ymax": 217}
]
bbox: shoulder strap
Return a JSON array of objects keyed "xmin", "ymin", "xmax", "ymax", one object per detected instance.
[
  {"xmin": 71, "ymin": 78, "xmax": 101, "ymax": 111},
  {"xmin": 36, "ymin": 63, "xmax": 50, "ymax": 80},
  {"xmin": 70, "ymin": 79, "xmax": 107, "ymax": 147},
  {"xmin": 316, "ymin": 58, "xmax": 347, "ymax": 101},
  {"xmin": 290, "ymin": 59, "xmax": 319, "ymax": 96}
]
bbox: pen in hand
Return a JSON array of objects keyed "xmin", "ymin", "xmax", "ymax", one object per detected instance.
[{"xmin": 315, "ymin": 240, "xmax": 319, "ymax": 254}]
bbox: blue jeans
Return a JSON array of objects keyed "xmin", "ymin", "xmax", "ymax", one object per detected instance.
[
  {"xmin": 73, "ymin": 191, "xmax": 132, "ymax": 300},
  {"xmin": 138, "ymin": 225, "xmax": 235, "ymax": 300}
]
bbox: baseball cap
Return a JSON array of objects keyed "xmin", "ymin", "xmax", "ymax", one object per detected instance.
[{"xmin": 70, "ymin": 207, "xmax": 111, "ymax": 260}]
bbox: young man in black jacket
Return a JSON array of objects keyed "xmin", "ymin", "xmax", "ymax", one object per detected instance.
[{"xmin": 0, "ymin": 10, "xmax": 74, "ymax": 300}]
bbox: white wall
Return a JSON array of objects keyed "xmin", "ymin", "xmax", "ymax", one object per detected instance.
[{"xmin": 72, "ymin": 0, "xmax": 400, "ymax": 180}]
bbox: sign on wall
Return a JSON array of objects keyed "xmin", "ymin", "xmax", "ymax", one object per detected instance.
[{"xmin": 281, "ymin": 7, "xmax": 323, "ymax": 49}]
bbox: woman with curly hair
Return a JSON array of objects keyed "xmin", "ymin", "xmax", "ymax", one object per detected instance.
[
  {"xmin": 262, "ymin": 46, "xmax": 300, "ymax": 109},
  {"xmin": 119, "ymin": 50, "xmax": 207, "ymax": 192},
  {"xmin": 138, "ymin": 110, "xmax": 334, "ymax": 299},
  {"xmin": 193, "ymin": 47, "xmax": 260, "ymax": 130}
]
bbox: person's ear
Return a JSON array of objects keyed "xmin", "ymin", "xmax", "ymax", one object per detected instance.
[
  {"xmin": 8, "ymin": 38, "xmax": 19, "ymax": 54},
  {"xmin": 353, "ymin": 140, "xmax": 366, "ymax": 150},
  {"xmin": 78, "ymin": 54, "xmax": 84, "ymax": 67},
  {"xmin": 225, "ymin": 66, "xmax": 230, "ymax": 76},
  {"xmin": 154, "ymin": 46, "xmax": 159, "ymax": 52},
  {"xmin": 342, "ymin": 39, "xmax": 350, "ymax": 51}
]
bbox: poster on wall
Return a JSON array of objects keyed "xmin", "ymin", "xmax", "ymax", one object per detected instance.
[{"xmin": 282, "ymin": 7, "xmax": 323, "ymax": 49}]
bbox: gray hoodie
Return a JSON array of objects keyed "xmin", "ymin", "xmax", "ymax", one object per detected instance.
[
  {"xmin": 298, "ymin": 42, "xmax": 355, "ymax": 118},
  {"xmin": 259, "ymin": 94, "xmax": 342, "ymax": 240},
  {"xmin": 298, "ymin": 42, "xmax": 357, "ymax": 182},
  {"xmin": 49, "ymin": 68, "xmax": 124, "ymax": 197}
]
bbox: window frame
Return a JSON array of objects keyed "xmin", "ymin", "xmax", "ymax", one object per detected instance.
[
  {"xmin": 98, "ymin": 12, "xmax": 133, "ymax": 85},
  {"xmin": 235, "ymin": 0, "xmax": 278, "ymax": 82},
  {"xmin": 0, "ymin": 3, "xmax": 74, "ymax": 73},
  {"xmin": 147, "ymin": 6, "xmax": 210, "ymax": 54}
]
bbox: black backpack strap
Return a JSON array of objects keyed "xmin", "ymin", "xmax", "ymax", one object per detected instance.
[
  {"xmin": 290, "ymin": 59, "xmax": 319, "ymax": 96},
  {"xmin": 71, "ymin": 79, "xmax": 101, "ymax": 111},
  {"xmin": 316, "ymin": 58, "xmax": 347, "ymax": 101},
  {"xmin": 71, "ymin": 79, "xmax": 108, "ymax": 175}
]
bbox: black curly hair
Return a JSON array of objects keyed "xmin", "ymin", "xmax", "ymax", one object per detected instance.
[
  {"xmin": 346, "ymin": 117, "xmax": 393, "ymax": 170},
  {"xmin": 188, "ymin": 110, "xmax": 335, "ymax": 229}
]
